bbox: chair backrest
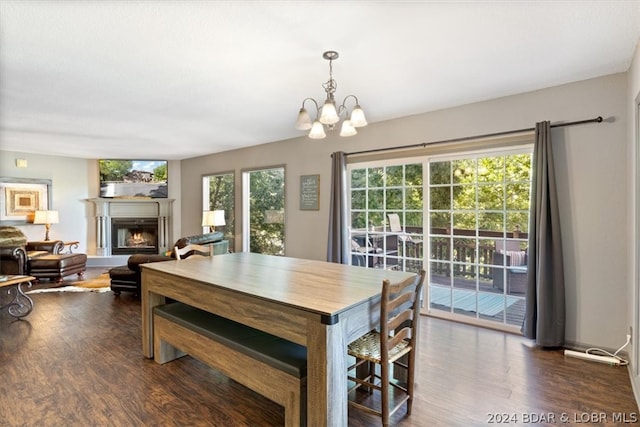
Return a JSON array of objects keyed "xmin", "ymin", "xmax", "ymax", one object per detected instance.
[
  {"xmin": 173, "ymin": 231, "xmax": 224, "ymax": 250},
  {"xmin": 496, "ymin": 239, "xmax": 521, "ymax": 252},
  {"xmin": 380, "ymin": 270, "xmax": 426, "ymax": 364},
  {"xmin": 387, "ymin": 213, "xmax": 402, "ymax": 233},
  {"xmin": 174, "ymin": 244, "xmax": 212, "ymax": 260}
]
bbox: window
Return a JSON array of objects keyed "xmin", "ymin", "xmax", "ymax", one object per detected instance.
[
  {"xmin": 242, "ymin": 167, "xmax": 285, "ymax": 255},
  {"xmin": 428, "ymin": 150, "xmax": 532, "ymax": 327},
  {"xmin": 203, "ymin": 172, "xmax": 235, "ymax": 250},
  {"xmin": 348, "ymin": 161, "xmax": 425, "ymax": 273}
]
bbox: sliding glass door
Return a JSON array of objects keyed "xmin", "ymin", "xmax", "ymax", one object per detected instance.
[
  {"xmin": 428, "ymin": 151, "xmax": 532, "ymax": 328},
  {"xmin": 347, "ymin": 146, "xmax": 532, "ymax": 330}
]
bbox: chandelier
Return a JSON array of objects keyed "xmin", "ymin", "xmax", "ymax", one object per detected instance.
[{"xmin": 295, "ymin": 51, "xmax": 367, "ymax": 139}]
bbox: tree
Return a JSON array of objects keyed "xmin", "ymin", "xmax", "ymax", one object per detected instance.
[
  {"xmin": 153, "ymin": 163, "xmax": 167, "ymax": 182},
  {"xmin": 99, "ymin": 160, "xmax": 132, "ymax": 182},
  {"xmin": 207, "ymin": 173, "xmax": 235, "ymax": 247},
  {"xmin": 350, "ymin": 154, "xmax": 531, "ymax": 234},
  {"xmin": 248, "ymin": 168, "xmax": 285, "ymax": 255}
]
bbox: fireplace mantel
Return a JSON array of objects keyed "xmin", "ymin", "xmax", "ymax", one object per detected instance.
[{"xmin": 88, "ymin": 198, "xmax": 174, "ymax": 256}]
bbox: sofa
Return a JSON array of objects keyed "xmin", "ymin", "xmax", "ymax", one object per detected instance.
[
  {"xmin": 109, "ymin": 231, "xmax": 228, "ymax": 295},
  {"xmin": 0, "ymin": 226, "xmax": 87, "ymax": 282}
]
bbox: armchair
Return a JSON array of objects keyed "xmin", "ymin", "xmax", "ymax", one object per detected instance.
[
  {"xmin": 0, "ymin": 226, "xmax": 64, "ymax": 275},
  {"xmin": 492, "ymin": 250, "xmax": 528, "ymax": 295},
  {"xmin": 27, "ymin": 240, "xmax": 64, "ymax": 254},
  {"xmin": 0, "ymin": 246, "xmax": 27, "ymax": 275}
]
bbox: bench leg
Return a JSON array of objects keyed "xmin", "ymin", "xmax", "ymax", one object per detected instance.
[
  {"xmin": 154, "ymin": 317, "xmax": 187, "ymax": 364},
  {"xmin": 284, "ymin": 379, "xmax": 307, "ymax": 427}
]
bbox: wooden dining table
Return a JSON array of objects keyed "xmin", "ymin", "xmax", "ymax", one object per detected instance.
[{"xmin": 140, "ymin": 251, "xmax": 415, "ymax": 426}]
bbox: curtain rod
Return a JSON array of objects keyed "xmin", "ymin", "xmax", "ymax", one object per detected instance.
[{"xmin": 344, "ymin": 116, "xmax": 603, "ymax": 157}]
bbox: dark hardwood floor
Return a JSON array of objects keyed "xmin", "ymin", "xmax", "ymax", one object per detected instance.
[{"xmin": 1, "ymin": 268, "xmax": 638, "ymax": 426}]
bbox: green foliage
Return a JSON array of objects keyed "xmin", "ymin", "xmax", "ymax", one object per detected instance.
[
  {"xmin": 430, "ymin": 153, "xmax": 532, "ymax": 233},
  {"xmin": 207, "ymin": 173, "xmax": 235, "ymax": 248},
  {"xmin": 153, "ymin": 163, "xmax": 167, "ymax": 181},
  {"xmin": 350, "ymin": 163, "xmax": 423, "ymax": 229},
  {"xmin": 99, "ymin": 160, "xmax": 132, "ymax": 181},
  {"xmin": 204, "ymin": 168, "xmax": 286, "ymax": 255},
  {"xmin": 350, "ymin": 153, "xmax": 531, "ymax": 235},
  {"xmin": 248, "ymin": 168, "xmax": 285, "ymax": 255}
]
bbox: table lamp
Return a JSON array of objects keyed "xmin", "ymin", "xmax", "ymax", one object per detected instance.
[
  {"xmin": 33, "ymin": 210, "xmax": 59, "ymax": 241},
  {"xmin": 202, "ymin": 210, "xmax": 225, "ymax": 232}
]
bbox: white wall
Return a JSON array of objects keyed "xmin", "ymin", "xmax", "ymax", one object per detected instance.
[
  {"xmin": 0, "ymin": 152, "xmax": 93, "ymax": 252},
  {"xmin": 0, "ymin": 154, "xmax": 182, "ymax": 261},
  {"xmin": 181, "ymin": 73, "xmax": 630, "ymax": 351}
]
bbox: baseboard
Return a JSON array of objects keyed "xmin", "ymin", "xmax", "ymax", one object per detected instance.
[
  {"xmin": 563, "ymin": 340, "xmax": 629, "ymax": 359},
  {"xmin": 629, "ymin": 369, "xmax": 640, "ymax": 411},
  {"xmin": 86, "ymin": 255, "xmax": 129, "ymax": 268}
]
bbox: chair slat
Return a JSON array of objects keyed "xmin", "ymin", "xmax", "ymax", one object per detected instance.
[{"xmin": 174, "ymin": 244, "xmax": 212, "ymax": 260}]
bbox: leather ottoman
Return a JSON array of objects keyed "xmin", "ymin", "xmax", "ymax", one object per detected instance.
[
  {"xmin": 28, "ymin": 253, "xmax": 87, "ymax": 283},
  {"xmin": 109, "ymin": 265, "xmax": 138, "ymax": 295}
]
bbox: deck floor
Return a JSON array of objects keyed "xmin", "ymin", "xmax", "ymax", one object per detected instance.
[{"xmin": 428, "ymin": 273, "xmax": 526, "ymax": 327}]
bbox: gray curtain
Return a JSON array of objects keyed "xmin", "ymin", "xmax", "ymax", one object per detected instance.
[
  {"xmin": 521, "ymin": 121, "xmax": 566, "ymax": 347},
  {"xmin": 327, "ymin": 151, "xmax": 350, "ymax": 264}
]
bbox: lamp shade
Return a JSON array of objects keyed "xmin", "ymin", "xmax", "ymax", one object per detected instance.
[
  {"xmin": 212, "ymin": 210, "xmax": 225, "ymax": 226},
  {"xmin": 33, "ymin": 210, "xmax": 59, "ymax": 224},
  {"xmin": 319, "ymin": 100, "xmax": 339, "ymax": 125},
  {"xmin": 295, "ymin": 108, "xmax": 312, "ymax": 130},
  {"xmin": 339, "ymin": 120, "xmax": 357, "ymax": 137},
  {"xmin": 309, "ymin": 120, "xmax": 327, "ymax": 139},
  {"xmin": 202, "ymin": 210, "xmax": 225, "ymax": 227},
  {"xmin": 349, "ymin": 105, "xmax": 368, "ymax": 127}
]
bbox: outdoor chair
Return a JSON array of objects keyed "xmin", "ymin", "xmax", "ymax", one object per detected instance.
[{"xmin": 387, "ymin": 213, "xmax": 422, "ymax": 259}]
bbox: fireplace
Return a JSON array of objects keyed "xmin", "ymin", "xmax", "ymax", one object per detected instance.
[
  {"xmin": 111, "ymin": 218, "xmax": 159, "ymax": 255},
  {"xmin": 88, "ymin": 198, "xmax": 174, "ymax": 257}
]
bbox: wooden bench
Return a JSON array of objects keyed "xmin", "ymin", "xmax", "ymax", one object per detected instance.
[{"xmin": 153, "ymin": 302, "xmax": 307, "ymax": 427}]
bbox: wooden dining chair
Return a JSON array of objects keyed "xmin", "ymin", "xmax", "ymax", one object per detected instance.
[
  {"xmin": 347, "ymin": 269, "xmax": 426, "ymax": 426},
  {"xmin": 174, "ymin": 244, "xmax": 212, "ymax": 260}
]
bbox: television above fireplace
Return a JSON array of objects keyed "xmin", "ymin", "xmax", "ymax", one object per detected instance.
[{"xmin": 99, "ymin": 159, "xmax": 168, "ymax": 198}]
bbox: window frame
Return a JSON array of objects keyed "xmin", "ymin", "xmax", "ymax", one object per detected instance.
[
  {"xmin": 241, "ymin": 165, "xmax": 286, "ymax": 255},
  {"xmin": 202, "ymin": 170, "xmax": 236, "ymax": 250}
]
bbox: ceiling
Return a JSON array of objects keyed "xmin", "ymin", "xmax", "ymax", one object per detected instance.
[{"xmin": 1, "ymin": 1, "xmax": 639, "ymax": 161}]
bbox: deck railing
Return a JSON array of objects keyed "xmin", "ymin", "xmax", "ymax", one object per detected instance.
[
  {"xmin": 351, "ymin": 226, "xmax": 527, "ymax": 279},
  {"xmin": 405, "ymin": 226, "xmax": 527, "ymax": 280},
  {"xmin": 428, "ymin": 227, "xmax": 527, "ymax": 280}
]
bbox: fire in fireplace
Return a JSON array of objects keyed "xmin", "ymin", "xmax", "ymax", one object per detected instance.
[{"xmin": 111, "ymin": 218, "xmax": 159, "ymax": 255}]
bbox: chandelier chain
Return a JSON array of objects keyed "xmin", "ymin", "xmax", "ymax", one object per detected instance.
[{"xmin": 323, "ymin": 57, "xmax": 337, "ymax": 99}]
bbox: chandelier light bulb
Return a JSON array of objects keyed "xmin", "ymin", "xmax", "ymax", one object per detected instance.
[
  {"xmin": 295, "ymin": 108, "xmax": 312, "ymax": 130},
  {"xmin": 309, "ymin": 120, "xmax": 327, "ymax": 139},
  {"xmin": 350, "ymin": 105, "xmax": 368, "ymax": 127},
  {"xmin": 339, "ymin": 120, "xmax": 357, "ymax": 137},
  {"xmin": 319, "ymin": 100, "xmax": 339, "ymax": 125}
]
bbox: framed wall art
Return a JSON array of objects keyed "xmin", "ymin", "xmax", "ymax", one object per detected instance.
[
  {"xmin": 300, "ymin": 174, "xmax": 319, "ymax": 210},
  {"xmin": 0, "ymin": 177, "xmax": 52, "ymax": 224}
]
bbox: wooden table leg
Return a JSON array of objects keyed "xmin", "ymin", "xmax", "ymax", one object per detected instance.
[{"xmin": 307, "ymin": 318, "xmax": 348, "ymax": 426}]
